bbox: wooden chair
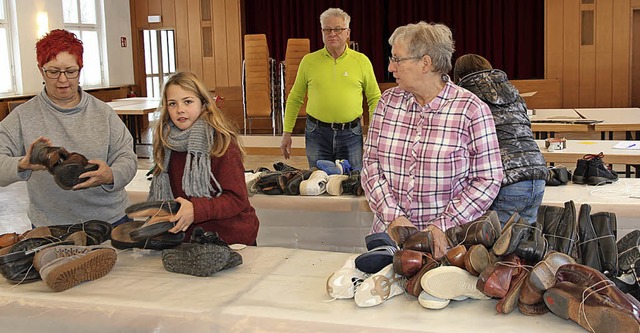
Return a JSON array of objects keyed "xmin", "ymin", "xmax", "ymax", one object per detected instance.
[
  {"xmin": 243, "ymin": 34, "xmax": 274, "ymax": 135},
  {"xmin": 282, "ymin": 39, "xmax": 311, "ymax": 126}
]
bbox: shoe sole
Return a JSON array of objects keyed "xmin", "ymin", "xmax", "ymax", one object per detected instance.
[
  {"xmin": 418, "ymin": 291, "xmax": 450, "ymax": 309},
  {"xmin": 44, "ymin": 249, "xmax": 117, "ymax": 292},
  {"xmin": 464, "ymin": 244, "xmax": 489, "ymax": 276},
  {"xmin": 162, "ymin": 244, "xmax": 232, "ymax": 277},
  {"xmin": 530, "ymin": 252, "xmax": 575, "ymax": 291},
  {"xmin": 354, "ymin": 264, "xmax": 404, "ymax": 307},
  {"xmin": 421, "ymin": 266, "xmax": 489, "ymax": 300},
  {"xmin": 129, "ymin": 221, "xmax": 175, "ymax": 241},
  {"xmin": 544, "ymin": 287, "xmax": 639, "ymax": 332}
]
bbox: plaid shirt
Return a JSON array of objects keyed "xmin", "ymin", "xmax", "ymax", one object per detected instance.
[{"xmin": 362, "ymin": 79, "xmax": 503, "ymax": 232}]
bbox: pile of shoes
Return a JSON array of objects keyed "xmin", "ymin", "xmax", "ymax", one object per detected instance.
[
  {"xmin": 572, "ymin": 152, "xmax": 619, "ymax": 185},
  {"xmin": 0, "ymin": 220, "xmax": 113, "ymax": 285},
  {"xmin": 161, "ymin": 227, "xmax": 242, "ymax": 277},
  {"xmin": 252, "ymin": 161, "xmax": 364, "ymax": 196},
  {"xmin": 325, "ymin": 203, "xmax": 640, "ymax": 331},
  {"xmin": 111, "ymin": 201, "xmax": 184, "ymax": 250},
  {"xmin": 29, "ymin": 141, "xmax": 99, "ymax": 190}
]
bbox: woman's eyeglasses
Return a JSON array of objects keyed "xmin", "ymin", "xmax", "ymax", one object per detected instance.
[{"xmin": 42, "ymin": 68, "xmax": 80, "ymax": 79}]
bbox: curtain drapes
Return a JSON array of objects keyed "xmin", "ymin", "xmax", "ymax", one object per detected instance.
[{"xmin": 244, "ymin": 0, "xmax": 544, "ymax": 81}]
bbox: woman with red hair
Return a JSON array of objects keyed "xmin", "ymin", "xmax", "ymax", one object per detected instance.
[{"xmin": 0, "ymin": 29, "xmax": 137, "ymax": 228}]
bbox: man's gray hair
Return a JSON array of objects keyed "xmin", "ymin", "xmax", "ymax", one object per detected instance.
[
  {"xmin": 320, "ymin": 8, "xmax": 351, "ymax": 28},
  {"xmin": 389, "ymin": 21, "xmax": 455, "ymax": 74}
]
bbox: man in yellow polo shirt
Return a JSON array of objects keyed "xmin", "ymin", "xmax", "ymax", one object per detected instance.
[{"xmin": 280, "ymin": 7, "xmax": 381, "ymax": 171}]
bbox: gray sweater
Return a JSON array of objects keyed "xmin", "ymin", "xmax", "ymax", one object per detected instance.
[{"xmin": 0, "ymin": 88, "xmax": 137, "ymax": 226}]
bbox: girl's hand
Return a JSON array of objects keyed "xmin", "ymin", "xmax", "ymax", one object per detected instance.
[{"xmin": 169, "ymin": 197, "xmax": 195, "ymax": 233}]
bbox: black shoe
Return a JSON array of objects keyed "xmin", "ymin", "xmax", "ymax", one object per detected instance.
[
  {"xmin": 273, "ymin": 162, "xmax": 298, "ymax": 172},
  {"xmin": 583, "ymin": 153, "xmax": 619, "ymax": 185},
  {"xmin": 547, "ymin": 166, "xmax": 570, "ymax": 186},
  {"xmin": 342, "ymin": 170, "xmax": 364, "ymax": 196},
  {"xmin": 617, "ymin": 230, "xmax": 640, "ymax": 274},
  {"xmin": 572, "ymin": 158, "xmax": 589, "ymax": 184}
]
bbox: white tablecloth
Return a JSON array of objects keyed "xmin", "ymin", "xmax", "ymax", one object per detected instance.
[{"xmin": 0, "ymin": 246, "xmax": 583, "ymax": 333}]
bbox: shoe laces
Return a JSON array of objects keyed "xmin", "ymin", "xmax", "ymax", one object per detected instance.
[{"xmin": 582, "ymin": 152, "xmax": 604, "ymax": 160}]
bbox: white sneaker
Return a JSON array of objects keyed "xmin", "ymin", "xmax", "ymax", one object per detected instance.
[
  {"xmin": 420, "ymin": 266, "xmax": 490, "ymax": 300},
  {"xmin": 299, "ymin": 170, "xmax": 328, "ymax": 196},
  {"xmin": 326, "ymin": 254, "xmax": 367, "ymax": 299},
  {"xmin": 326, "ymin": 175, "xmax": 349, "ymax": 196},
  {"xmin": 354, "ymin": 263, "xmax": 405, "ymax": 307},
  {"xmin": 418, "ymin": 291, "xmax": 450, "ymax": 309}
]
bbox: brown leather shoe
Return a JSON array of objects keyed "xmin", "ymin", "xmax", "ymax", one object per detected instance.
[
  {"xmin": 445, "ymin": 211, "xmax": 500, "ymax": 248},
  {"xmin": 464, "ymin": 244, "xmax": 491, "ymax": 277},
  {"xmin": 405, "ymin": 253, "xmax": 439, "ymax": 297},
  {"xmin": 496, "ymin": 269, "xmax": 528, "ymax": 314},
  {"xmin": 0, "ymin": 233, "xmax": 19, "ymax": 249},
  {"xmin": 426, "ymin": 224, "xmax": 450, "ymax": 261},
  {"xmin": 519, "ymin": 276, "xmax": 544, "ymax": 305},
  {"xmin": 556, "ymin": 264, "xmax": 640, "ymax": 323},
  {"xmin": 544, "ymin": 281, "xmax": 640, "ymax": 333},
  {"xmin": 392, "ymin": 249, "xmax": 425, "ymax": 277},
  {"xmin": 518, "ymin": 301, "xmax": 549, "ymax": 316},
  {"xmin": 443, "ymin": 244, "xmax": 467, "ymax": 269},
  {"xmin": 493, "ymin": 213, "xmax": 531, "ymax": 257},
  {"xmin": 476, "ymin": 253, "xmax": 521, "ymax": 298}
]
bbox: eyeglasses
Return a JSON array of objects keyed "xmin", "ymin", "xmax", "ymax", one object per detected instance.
[
  {"xmin": 42, "ymin": 68, "xmax": 80, "ymax": 79},
  {"xmin": 388, "ymin": 56, "xmax": 422, "ymax": 64},
  {"xmin": 321, "ymin": 27, "xmax": 348, "ymax": 35}
]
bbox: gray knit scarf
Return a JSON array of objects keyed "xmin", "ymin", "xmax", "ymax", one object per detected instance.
[{"xmin": 148, "ymin": 118, "xmax": 222, "ymax": 201}]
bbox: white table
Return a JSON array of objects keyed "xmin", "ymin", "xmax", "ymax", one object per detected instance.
[
  {"xmin": 125, "ymin": 171, "xmax": 640, "ymax": 253},
  {"xmin": 0, "ymin": 246, "xmax": 583, "ymax": 333}
]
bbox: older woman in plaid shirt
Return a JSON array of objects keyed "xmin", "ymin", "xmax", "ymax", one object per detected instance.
[{"xmin": 362, "ymin": 22, "xmax": 503, "ymax": 242}]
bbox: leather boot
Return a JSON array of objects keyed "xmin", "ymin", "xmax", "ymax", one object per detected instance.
[
  {"xmin": 514, "ymin": 222, "xmax": 546, "ymax": 264},
  {"xmin": 476, "ymin": 253, "xmax": 521, "ymax": 299},
  {"xmin": 577, "ymin": 203, "xmax": 601, "ymax": 271},
  {"xmin": 590, "ymin": 211, "xmax": 618, "ymax": 276},
  {"xmin": 544, "ymin": 281, "xmax": 639, "ymax": 332},
  {"xmin": 556, "ymin": 264, "xmax": 640, "ymax": 323},
  {"xmin": 538, "ymin": 201, "xmax": 578, "ymax": 258}
]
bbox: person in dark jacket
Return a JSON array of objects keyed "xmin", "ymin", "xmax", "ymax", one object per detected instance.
[{"xmin": 454, "ymin": 54, "xmax": 548, "ymax": 226}]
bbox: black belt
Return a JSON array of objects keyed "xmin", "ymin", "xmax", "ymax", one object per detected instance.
[{"xmin": 308, "ymin": 115, "xmax": 360, "ymax": 130}]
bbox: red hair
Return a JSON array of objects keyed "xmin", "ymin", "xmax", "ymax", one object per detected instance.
[{"xmin": 36, "ymin": 29, "xmax": 83, "ymax": 68}]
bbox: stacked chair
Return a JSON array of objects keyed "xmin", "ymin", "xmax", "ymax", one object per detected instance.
[
  {"xmin": 279, "ymin": 38, "xmax": 311, "ymax": 130},
  {"xmin": 242, "ymin": 34, "xmax": 274, "ymax": 134}
]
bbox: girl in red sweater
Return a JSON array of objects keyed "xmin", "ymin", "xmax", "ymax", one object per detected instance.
[{"xmin": 148, "ymin": 72, "xmax": 259, "ymax": 245}]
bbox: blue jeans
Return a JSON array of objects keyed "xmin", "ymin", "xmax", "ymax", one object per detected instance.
[
  {"xmin": 490, "ymin": 179, "xmax": 545, "ymax": 226},
  {"xmin": 305, "ymin": 118, "xmax": 363, "ymax": 170}
]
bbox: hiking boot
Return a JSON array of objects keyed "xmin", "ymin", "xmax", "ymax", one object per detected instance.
[
  {"xmin": 39, "ymin": 247, "xmax": 117, "ymax": 292},
  {"xmin": 583, "ymin": 153, "xmax": 619, "ymax": 185},
  {"xmin": 33, "ymin": 244, "xmax": 115, "ymax": 271},
  {"xmin": 571, "ymin": 158, "xmax": 589, "ymax": 184}
]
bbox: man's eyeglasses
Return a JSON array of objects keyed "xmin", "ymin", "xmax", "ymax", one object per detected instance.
[
  {"xmin": 42, "ymin": 68, "xmax": 80, "ymax": 79},
  {"xmin": 321, "ymin": 27, "xmax": 348, "ymax": 35},
  {"xmin": 388, "ymin": 56, "xmax": 422, "ymax": 64}
]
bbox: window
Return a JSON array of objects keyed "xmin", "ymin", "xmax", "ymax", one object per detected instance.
[
  {"xmin": 143, "ymin": 29, "xmax": 176, "ymax": 98},
  {"xmin": 63, "ymin": 0, "xmax": 104, "ymax": 87},
  {"xmin": 0, "ymin": 0, "xmax": 15, "ymax": 94}
]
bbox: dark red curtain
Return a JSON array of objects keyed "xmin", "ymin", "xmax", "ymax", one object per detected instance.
[{"xmin": 244, "ymin": 0, "xmax": 544, "ymax": 81}]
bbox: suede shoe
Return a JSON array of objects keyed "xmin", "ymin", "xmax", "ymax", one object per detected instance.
[{"xmin": 39, "ymin": 247, "xmax": 117, "ymax": 292}]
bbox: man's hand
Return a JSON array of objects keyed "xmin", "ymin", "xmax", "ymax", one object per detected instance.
[{"xmin": 280, "ymin": 132, "xmax": 292, "ymax": 159}]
